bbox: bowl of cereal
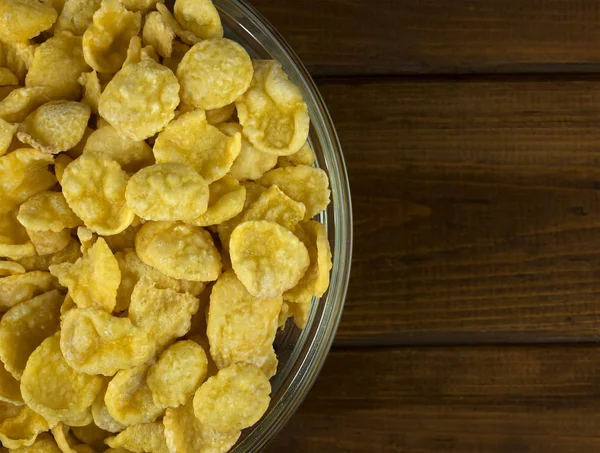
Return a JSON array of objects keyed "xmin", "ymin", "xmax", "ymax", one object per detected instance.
[{"xmin": 0, "ymin": 0, "xmax": 352, "ymax": 451}]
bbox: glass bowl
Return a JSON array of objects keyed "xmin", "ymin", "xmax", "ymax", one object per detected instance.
[{"xmin": 212, "ymin": 0, "xmax": 353, "ymax": 450}]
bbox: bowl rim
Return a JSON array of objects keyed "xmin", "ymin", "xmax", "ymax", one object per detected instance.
[{"xmin": 214, "ymin": 0, "xmax": 353, "ymax": 450}]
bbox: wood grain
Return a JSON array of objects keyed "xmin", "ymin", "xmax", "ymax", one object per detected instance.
[
  {"xmin": 249, "ymin": 0, "xmax": 600, "ymax": 76},
  {"xmin": 266, "ymin": 346, "xmax": 600, "ymax": 453},
  {"xmin": 317, "ymin": 76, "xmax": 600, "ymax": 345}
]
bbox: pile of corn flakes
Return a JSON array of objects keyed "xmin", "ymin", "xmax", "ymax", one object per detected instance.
[{"xmin": 0, "ymin": 0, "xmax": 333, "ymax": 451}]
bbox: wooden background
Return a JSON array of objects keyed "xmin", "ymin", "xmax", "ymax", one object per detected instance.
[{"xmin": 248, "ymin": 1, "xmax": 600, "ymax": 451}]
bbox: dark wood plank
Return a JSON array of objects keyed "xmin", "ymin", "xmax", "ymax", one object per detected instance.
[
  {"xmin": 318, "ymin": 75, "xmax": 600, "ymax": 345},
  {"xmin": 266, "ymin": 346, "xmax": 600, "ymax": 453},
  {"xmin": 249, "ymin": 0, "xmax": 600, "ymax": 76}
]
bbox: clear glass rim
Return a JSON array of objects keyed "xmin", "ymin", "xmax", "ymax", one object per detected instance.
[{"xmin": 213, "ymin": 0, "xmax": 353, "ymax": 450}]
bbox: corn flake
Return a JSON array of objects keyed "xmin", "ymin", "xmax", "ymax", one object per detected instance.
[
  {"xmin": 154, "ymin": 109, "xmax": 241, "ymax": 184},
  {"xmin": 16, "ymin": 239, "xmax": 81, "ymax": 272},
  {"xmin": 21, "ymin": 333, "xmax": 104, "ymax": 426},
  {"xmin": 142, "ymin": 11, "xmax": 174, "ymax": 58},
  {"xmin": 259, "ymin": 165, "xmax": 330, "ymax": 220},
  {"xmin": 60, "ymin": 308, "xmax": 155, "ymax": 376},
  {"xmin": 105, "ymin": 364, "xmax": 164, "ymax": 426},
  {"xmin": 55, "ymin": 0, "xmax": 101, "ymax": 35},
  {"xmin": 135, "ymin": 221, "xmax": 221, "ymax": 282},
  {"xmin": 155, "ymin": 3, "xmax": 199, "ymax": 46},
  {"xmin": 126, "ymin": 163, "xmax": 209, "ymax": 221},
  {"xmin": 177, "ymin": 39, "xmax": 252, "ymax": 110},
  {"xmin": 230, "ymin": 220, "xmax": 310, "ymax": 299},
  {"xmin": 62, "ymin": 152, "xmax": 135, "ymax": 235},
  {"xmin": 236, "ymin": 60, "xmax": 309, "ymax": 156},
  {"xmin": 54, "ymin": 154, "xmax": 73, "ymax": 185},
  {"xmin": 0, "ymin": 148, "xmax": 55, "ymax": 214},
  {"xmin": 0, "ymin": 271, "xmax": 56, "ymax": 312},
  {"xmin": 147, "ymin": 340, "xmax": 207, "ymax": 408},
  {"xmin": 105, "ymin": 421, "xmax": 168, "ymax": 453},
  {"xmin": 82, "ymin": 0, "xmax": 142, "ymax": 74},
  {"xmin": 0, "ymin": 403, "xmax": 50, "ymax": 449},
  {"xmin": 98, "ymin": 59, "xmax": 179, "ymax": 141},
  {"xmin": 193, "ymin": 363, "xmax": 271, "ymax": 432},
  {"xmin": 18, "ymin": 101, "xmax": 91, "ymax": 154},
  {"xmin": 219, "ymin": 122, "xmax": 277, "ymax": 181},
  {"xmin": 241, "ymin": 185, "xmax": 305, "ymax": 231},
  {"xmin": 26, "ymin": 33, "xmax": 90, "ymax": 101},
  {"xmin": 0, "ymin": 0, "xmax": 57, "ymax": 43},
  {"xmin": 173, "ymin": 0, "xmax": 222, "ymax": 40},
  {"xmin": 185, "ymin": 175, "xmax": 244, "ymax": 227},
  {"xmin": 206, "ymin": 103, "xmax": 235, "ymax": 126},
  {"xmin": 49, "ymin": 238, "xmax": 119, "ymax": 312},
  {"xmin": 0, "ymin": 118, "xmax": 17, "ymax": 157},
  {"xmin": 163, "ymin": 401, "xmax": 240, "ymax": 453},
  {"xmin": 91, "ymin": 381, "xmax": 126, "ymax": 433},
  {"xmin": 78, "ymin": 71, "xmax": 101, "ymax": 113},
  {"xmin": 207, "ymin": 270, "xmax": 281, "ymax": 375},
  {"xmin": 129, "ymin": 276, "xmax": 200, "ymax": 351}
]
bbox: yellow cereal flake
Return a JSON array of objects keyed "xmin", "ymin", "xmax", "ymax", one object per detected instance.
[
  {"xmin": 78, "ymin": 71, "xmax": 101, "ymax": 113},
  {"xmin": 135, "ymin": 221, "xmax": 221, "ymax": 282},
  {"xmin": 155, "ymin": 3, "xmax": 199, "ymax": 46},
  {"xmin": 129, "ymin": 276, "xmax": 200, "ymax": 351},
  {"xmin": 0, "ymin": 87, "xmax": 49, "ymax": 123},
  {"xmin": 105, "ymin": 422, "xmax": 168, "ymax": 453},
  {"xmin": 55, "ymin": 0, "xmax": 101, "ymax": 35},
  {"xmin": 177, "ymin": 39, "xmax": 252, "ymax": 110},
  {"xmin": 98, "ymin": 59, "xmax": 179, "ymax": 141},
  {"xmin": 236, "ymin": 60, "xmax": 309, "ymax": 156},
  {"xmin": 0, "ymin": 148, "xmax": 55, "ymax": 215},
  {"xmin": 154, "ymin": 109, "xmax": 241, "ymax": 184},
  {"xmin": 207, "ymin": 270, "xmax": 281, "ymax": 375},
  {"xmin": 161, "ymin": 39, "xmax": 189, "ymax": 73},
  {"xmin": 0, "ymin": 403, "xmax": 50, "ymax": 449},
  {"xmin": 20, "ymin": 333, "xmax": 104, "ymax": 426},
  {"xmin": 206, "ymin": 103, "xmax": 235, "ymax": 126},
  {"xmin": 60, "ymin": 308, "xmax": 155, "ymax": 376},
  {"xmin": 186, "ymin": 174, "xmax": 245, "ymax": 227},
  {"xmin": 259, "ymin": 165, "xmax": 330, "ymax": 220},
  {"xmin": 114, "ymin": 247, "xmax": 204, "ymax": 312},
  {"xmin": 82, "ymin": 0, "xmax": 142, "ymax": 74},
  {"xmin": 173, "ymin": 0, "xmax": 222, "ymax": 40},
  {"xmin": 277, "ymin": 141, "xmax": 315, "ymax": 167},
  {"xmin": 26, "ymin": 228, "xmax": 71, "ymax": 256},
  {"xmin": 163, "ymin": 401, "xmax": 240, "ymax": 453},
  {"xmin": 0, "ymin": 361, "xmax": 23, "ymax": 405},
  {"xmin": 54, "ymin": 154, "xmax": 73, "ymax": 185},
  {"xmin": 193, "ymin": 363, "xmax": 271, "ymax": 432},
  {"xmin": 17, "ymin": 101, "xmax": 91, "ymax": 154},
  {"xmin": 0, "ymin": 0, "xmax": 57, "ymax": 43},
  {"xmin": 230, "ymin": 220, "xmax": 310, "ymax": 299},
  {"xmin": 241, "ymin": 185, "xmax": 305, "ymax": 231},
  {"xmin": 26, "ymin": 33, "xmax": 90, "ymax": 101},
  {"xmin": 16, "ymin": 239, "xmax": 81, "ymax": 271},
  {"xmin": 142, "ymin": 11, "xmax": 175, "ymax": 58},
  {"xmin": 219, "ymin": 122, "xmax": 277, "ymax": 181},
  {"xmin": 0, "ymin": 271, "xmax": 57, "ymax": 312},
  {"xmin": 0, "ymin": 261, "xmax": 25, "ymax": 276},
  {"xmin": 83, "ymin": 125, "xmax": 154, "ymax": 173},
  {"xmin": 91, "ymin": 381, "xmax": 126, "ymax": 433},
  {"xmin": 49, "ymin": 238, "xmax": 119, "ymax": 312},
  {"xmin": 126, "ymin": 163, "xmax": 209, "ymax": 221},
  {"xmin": 62, "ymin": 152, "xmax": 135, "ymax": 235},
  {"xmin": 0, "ymin": 68, "xmax": 18, "ymax": 86},
  {"xmin": 105, "ymin": 364, "xmax": 164, "ymax": 426},
  {"xmin": 147, "ymin": 340, "xmax": 208, "ymax": 408},
  {"xmin": 0, "ymin": 118, "xmax": 17, "ymax": 157}
]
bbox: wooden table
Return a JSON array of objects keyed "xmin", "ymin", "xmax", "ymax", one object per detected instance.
[{"xmin": 248, "ymin": 1, "xmax": 600, "ymax": 451}]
